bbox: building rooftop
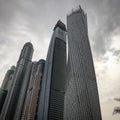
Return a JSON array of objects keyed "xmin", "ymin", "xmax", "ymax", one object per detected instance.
[
  {"xmin": 67, "ymin": 5, "xmax": 86, "ymax": 17},
  {"xmin": 53, "ymin": 20, "xmax": 67, "ymax": 31},
  {"xmin": 24, "ymin": 42, "xmax": 33, "ymax": 48}
]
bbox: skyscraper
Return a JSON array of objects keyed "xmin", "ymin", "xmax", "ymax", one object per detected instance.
[
  {"xmin": 64, "ymin": 6, "xmax": 102, "ymax": 120},
  {"xmin": 0, "ymin": 42, "xmax": 33, "ymax": 120},
  {"xmin": 0, "ymin": 66, "xmax": 16, "ymax": 113},
  {"xmin": 21, "ymin": 59, "xmax": 45, "ymax": 120},
  {"xmin": 37, "ymin": 20, "xmax": 66, "ymax": 120}
]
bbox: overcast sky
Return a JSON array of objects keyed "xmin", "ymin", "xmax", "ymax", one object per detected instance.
[{"xmin": 0, "ymin": 0, "xmax": 120, "ymax": 119}]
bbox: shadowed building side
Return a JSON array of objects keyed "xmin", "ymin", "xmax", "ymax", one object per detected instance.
[
  {"xmin": 0, "ymin": 42, "xmax": 33, "ymax": 120},
  {"xmin": 64, "ymin": 6, "xmax": 102, "ymax": 120},
  {"xmin": 37, "ymin": 20, "xmax": 66, "ymax": 120},
  {"xmin": 21, "ymin": 59, "xmax": 45, "ymax": 120},
  {"xmin": 0, "ymin": 66, "xmax": 16, "ymax": 113}
]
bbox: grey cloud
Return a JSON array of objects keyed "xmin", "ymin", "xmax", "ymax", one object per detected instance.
[
  {"xmin": 113, "ymin": 50, "xmax": 120, "ymax": 56},
  {"xmin": 90, "ymin": 0, "xmax": 120, "ymax": 58},
  {"xmin": 110, "ymin": 49, "xmax": 120, "ymax": 63},
  {"xmin": 109, "ymin": 48, "xmax": 120, "ymax": 58}
]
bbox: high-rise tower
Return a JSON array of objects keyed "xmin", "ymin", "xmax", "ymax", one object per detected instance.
[
  {"xmin": 64, "ymin": 7, "xmax": 102, "ymax": 120},
  {"xmin": 37, "ymin": 20, "xmax": 66, "ymax": 120},
  {"xmin": 21, "ymin": 59, "xmax": 45, "ymax": 120},
  {"xmin": 0, "ymin": 42, "xmax": 33, "ymax": 120}
]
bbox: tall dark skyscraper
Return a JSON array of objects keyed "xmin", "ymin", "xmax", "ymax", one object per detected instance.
[
  {"xmin": 37, "ymin": 20, "xmax": 66, "ymax": 120},
  {"xmin": 64, "ymin": 7, "xmax": 102, "ymax": 120},
  {"xmin": 0, "ymin": 42, "xmax": 33, "ymax": 120}
]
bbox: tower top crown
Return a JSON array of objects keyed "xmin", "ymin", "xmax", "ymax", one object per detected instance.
[
  {"xmin": 67, "ymin": 5, "xmax": 86, "ymax": 17},
  {"xmin": 53, "ymin": 20, "xmax": 67, "ymax": 31},
  {"xmin": 24, "ymin": 42, "xmax": 33, "ymax": 48}
]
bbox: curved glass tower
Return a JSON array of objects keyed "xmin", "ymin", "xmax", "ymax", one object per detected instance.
[{"xmin": 64, "ymin": 7, "xmax": 102, "ymax": 120}]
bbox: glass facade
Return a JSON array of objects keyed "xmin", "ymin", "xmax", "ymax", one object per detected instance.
[
  {"xmin": 37, "ymin": 20, "xmax": 66, "ymax": 120},
  {"xmin": 48, "ymin": 38, "xmax": 66, "ymax": 120}
]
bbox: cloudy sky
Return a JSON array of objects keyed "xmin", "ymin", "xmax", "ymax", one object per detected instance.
[{"xmin": 0, "ymin": 0, "xmax": 120, "ymax": 119}]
